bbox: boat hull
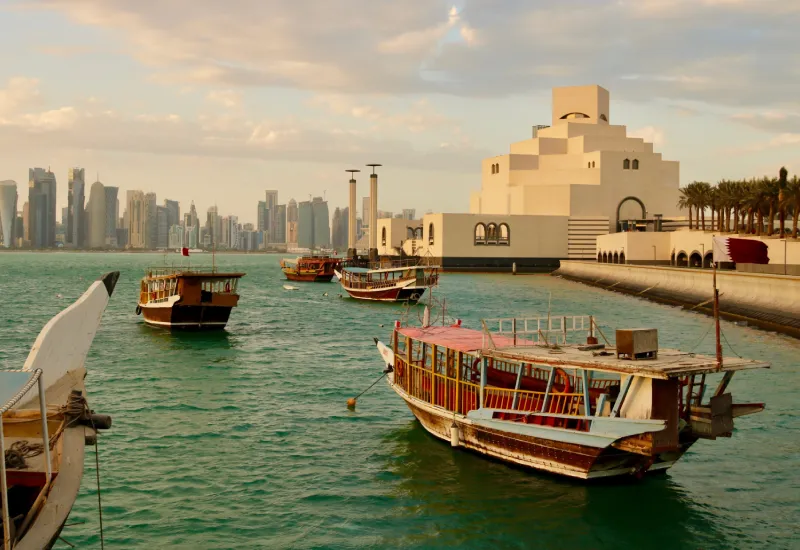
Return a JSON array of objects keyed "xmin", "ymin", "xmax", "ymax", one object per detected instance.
[
  {"xmin": 283, "ymin": 270, "xmax": 335, "ymax": 283},
  {"xmin": 139, "ymin": 303, "xmax": 233, "ymax": 329},
  {"xmin": 342, "ymin": 286, "xmax": 427, "ymax": 303},
  {"xmin": 390, "ymin": 378, "xmax": 682, "ymax": 480}
]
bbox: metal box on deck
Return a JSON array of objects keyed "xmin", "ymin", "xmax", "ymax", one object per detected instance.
[{"xmin": 616, "ymin": 328, "xmax": 658, "ymax": 360}]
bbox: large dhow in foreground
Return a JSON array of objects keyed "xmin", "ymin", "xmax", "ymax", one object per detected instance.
[
  {"xmin": 136, "ymin": 266, "xmax": 245, "ymax": 329},
  {"xmin": 2, "ymin": 272, "xmax": 117, "ymax": 549},
  {"xmin": 374, "ymin": 314, "xmax": 768, "ymax": 480},
  {"xmin": 335, "ymin": 259, "xmax": 439, "ymax": 303}
]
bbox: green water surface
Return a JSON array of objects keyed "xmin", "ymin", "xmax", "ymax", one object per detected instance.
[{"xmin": 0, "ymin": 253, "xmax": 797, "ymax": 549}]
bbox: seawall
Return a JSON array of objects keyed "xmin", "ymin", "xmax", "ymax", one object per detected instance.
[{"xmin": 554, "ymin": 261, "xmax": 800, "ymax": 337}]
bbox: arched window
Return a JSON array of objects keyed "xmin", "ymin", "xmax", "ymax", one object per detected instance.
[
  {"xmin": 599, "ymin": 114, "xmax": 608, "ymax": 122},
  {"xmin": 597, "ymin": 252, "xmax": 602, "ymax": 263},
  {"xmin": 428, "ymin": 223, "xmax": 435, "ymax": 245},
  {"xmin": 588, "ymin": 162, "xmax": 591, "ymax": 168},
  {"xmin": 677, "ymin": 251, "xmax": 688, "ymax": 267},
  {"xmin": 623, "ymin": 159, "xmax": 631, "ymax": 170},
  {"xmin": 498, "ymin": 223, "xmax": 510, "ymax": 245},
  {"xmin": 381, "ymin": 227, "xmax": 387, "ymax": 246},
  {"xmin": 474, "ymin": 223, "xmax": 486, "ymax": 245},
  {"xmin": 407, "ymin": 227, "xmax": 416, "ymax": 239},
  {"xmin": 632, "ymin": 159, "xmax": 639, "ymax": 170},
  {"xmin": 560, "ymin": 112, "xmax": 589, "ymax": 119},
  {"xmin": 491, "ymin": 164, "xmax": 495, "ymax": 174},
  {"xmin": 495, "ymin": 163, "xmax": 499, "ymax": 174},
  {"xmin": 592, "ymin": 161, "xmax": 596, "ymax": 168},
  {"xmin": 486, "ymin": 223, "xmax": 498, "ymax": 244}
]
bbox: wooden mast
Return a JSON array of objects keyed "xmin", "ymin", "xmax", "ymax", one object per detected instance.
[{"xmin": 713, "ymin": 246, "xmax": 722, "ymax": 371}]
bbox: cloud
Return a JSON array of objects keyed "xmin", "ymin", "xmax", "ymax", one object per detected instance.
[
  {"xmin": 18, "ymin": 0, "xmax": 795, "ymax": 108},
  {"xmin": 0, "ymin": 76, "xmax": 487, "ymax": 172},
  {"xmin": 206, "ymin": 90, "xmax": 241, "ymax": 108},
  {"xmin": 630, "ymin": 126, "xmax": 665, "ymax": 147},
  {"xmin": 730, "ymin": 110, "xmax": 800, "ymax": 133},
  {"xmin": 309, "ymin": 95, "xmax": 457, "ymax": 134}
]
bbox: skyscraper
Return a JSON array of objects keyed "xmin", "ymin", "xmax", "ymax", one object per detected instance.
[
  {"xmin": 126, "ymin": 190, "xmax": 146, "ymax": 249},
  {"xmin": 87, "ymin": 181, "xmax": 107, "ymax": 249},
  {"xmin": 164, "ymin": 199, "xmax": 180, "ymax": 230},
  {"xmin": 273, "ymin": 204, "xmax": 286, "ymax": 243},
  {"xmin": 28, "ymin": 167, "xmax": 57, "ymax": 248},
  {"xmin": 257, "ymin": 200, "xmax": 268, "ymax": 233},
  {"xmin": 0, "ymin": 180, "xmax": 18, "ymax": 248},
  {"xmin": 331, "ymin": 207, "xmax": 346, "ymax": 250},
  {"xmin": 206, "ymin": 206, "xmax": 219, "ymax": 247},
  {"xmin": 156, "ymin": 206, "xmax": 169, "ymax": 248},
  {"xmin": 362, "ymin": 196, "xmax": 370, "ymax": 231},
  {"xmin": 187, "ymin": 201, "xmax": 199, "ymax": 248},
  {"xmin": 402, "ymin": 208, "xmax": 416, "ymax": 220},
  {"xmin": 104, "ymin": 185, "xmax": 119, "ymax": 247},
  {"xmin": 67, "ymin": 168, "xmax": 85, "ymax": 247},
  {"xmin": 144, "ymin": 192, "xmax": 157, "ymax": 249},
  {"xmin": 265, "ymin": 190, "xmax": 278, "ymax": 242},
  {"xmin": 286, "ymin": 199, "xmax": 298, "ymax": 247},
  {"xmin": 312, "ymin": 197, "xmax": 330, "ymax": 248}
]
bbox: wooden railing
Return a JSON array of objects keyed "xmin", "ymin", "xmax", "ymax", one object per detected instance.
[{"xmin": 395, "ymin": 358, "xmax": 586, "ymax": 417}]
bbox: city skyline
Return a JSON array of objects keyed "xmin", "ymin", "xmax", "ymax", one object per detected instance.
[{"xmin": 0, "ymin": 2, "xmax": 797, "ymax": 223}]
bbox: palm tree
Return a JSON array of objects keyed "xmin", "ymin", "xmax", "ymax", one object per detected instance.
[
  {"xmin": 694, "ymin": 182, "xmax": 712, "ymax": 230},
  {"xmin": 761, "ymin": 176, "xmax": 780, "ymax": 236},
  {"xmin": 778, "ymin": 167, "xmax": 788, "ymax": 237},
  {"xmin": 780, "ymin": 175, "xmax": 800, "ymax": 238},
  {"xmin": 677, "ymin": 186, "xmax": 693, "ymax": 229}
]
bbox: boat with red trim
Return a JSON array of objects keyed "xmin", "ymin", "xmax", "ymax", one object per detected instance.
[
  {"xmin": 334, "ymin": 259, "xmax": 439, "ymax": 303},
  {"xmin": 374, "ymin": 313, "xmax": 768, "ymax": 480},
  {"xmin": 136, "ymin": 267, "xmax": 245, "ymax": 329},
  {"xmin": 280, "ymin": 255, "xmax": 341, "ymax": 282}
]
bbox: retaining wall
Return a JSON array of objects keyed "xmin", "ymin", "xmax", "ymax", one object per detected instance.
[{"xmin": 555, "ymin": 261, "xmax": 800, "ymax": 337}]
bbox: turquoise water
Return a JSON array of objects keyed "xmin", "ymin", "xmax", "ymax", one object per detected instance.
[{"xmin": 1, "ymin": 252, "xmax": 798, "ymax": 549}]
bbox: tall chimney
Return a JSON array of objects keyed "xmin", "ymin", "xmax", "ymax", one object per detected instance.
[
  {"xmin": 367, "ymin": 164, "xmax": 381, "ymax": 261},
  {"xmin": 345, "ymin": 169, "xmax": 360, "ymax": 259}
]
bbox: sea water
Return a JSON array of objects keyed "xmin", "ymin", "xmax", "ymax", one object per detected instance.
[{"xmin": 0, "ymin": 253, "xmax": 797, "ymax": 549}]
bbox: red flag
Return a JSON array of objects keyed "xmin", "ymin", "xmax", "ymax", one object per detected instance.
[
  {"xmin": 181, "ymin": 247, "xmax": 189, "ymax": 257},
  {"xmin": 712, "ymin": 237, "xmax": 769, "ymax": 264}
]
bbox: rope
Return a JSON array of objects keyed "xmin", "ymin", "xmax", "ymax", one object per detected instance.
[
  {"xmin": 720, "ymin": 328, "xmax": 744, "ymax": 359},
  {"xmin": 93, "ymin": 432, "xmax": 106, "ymax": 550},
  {"xmin": 353, "ymin": 371, "xmax": 388, "ymax": 401},
  {"xmin": 4, "ymin": 440, "xmax": 44, "ymax": 469}
]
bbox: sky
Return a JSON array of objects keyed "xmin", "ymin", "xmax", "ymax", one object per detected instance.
[{"xmin": 0, "ymin": 0, "xmax": 798, "ymax": 224}]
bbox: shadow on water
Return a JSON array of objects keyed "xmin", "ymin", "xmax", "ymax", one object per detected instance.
[
  {"xmin": 135, "ymin": 323, "xmax": 235, "ymax": 349},
  {"xmin": 378, "ymin": 422, "xmax": 733, "ymax": 550}
]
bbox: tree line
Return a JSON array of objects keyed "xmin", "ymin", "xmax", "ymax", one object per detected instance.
[{"xmin": 677, "ymin": 167, "xmax": 800, "ymax": 238}]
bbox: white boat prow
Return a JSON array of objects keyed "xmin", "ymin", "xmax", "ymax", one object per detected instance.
[
  {"xmin": 375, "ymin": 339, "xmax": 395, "ymax": 367},
  {"xmin": 18, "ymin": 271, "xmax": 119, "ymax": 407}
]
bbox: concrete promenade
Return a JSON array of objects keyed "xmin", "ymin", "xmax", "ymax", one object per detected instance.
[{"xmin": 555, "ymin": 261, "xmax": 800, "ymax": 337}]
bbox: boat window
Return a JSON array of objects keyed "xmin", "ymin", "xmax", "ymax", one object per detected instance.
[
  {"xmin": 498, "ymin": 223, "xmax": 510, "ymax": 245},
  {"xmin": 486, "ymin": 223, "xmax": 497, "ymax": 245}
]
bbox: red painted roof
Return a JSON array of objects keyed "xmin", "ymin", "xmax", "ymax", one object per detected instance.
[{"xmin": 397, "ymin": 325, "xmax": 516, "ymax": 353}]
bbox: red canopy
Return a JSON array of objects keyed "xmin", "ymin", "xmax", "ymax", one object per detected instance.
[{"xmin": 398, "ymin": 326, "xmax": 516, "ymax": 353}]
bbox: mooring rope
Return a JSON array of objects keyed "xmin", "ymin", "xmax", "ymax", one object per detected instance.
[{"xmin": 90, "ymin": 417, "xmax": 106, "ymax": 550}]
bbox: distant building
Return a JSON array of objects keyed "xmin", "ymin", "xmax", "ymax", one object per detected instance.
[
  {"xmin": 104, "ymin": 186, "xmax": 119, "ymax": 247},
  {"xmin": 67, "ymin": 168, "xmax": 86, "ymax": 248},
  {"xmin": 28, "ymin": 167, "xmax": 57, "ymax": 248},
  {"xmin": 144, "ymin": 192, "xmax": 158, "ymax": 249},
  {"xmin": 164, "ymin": 199, "xmax": 180, "ymax": 230},
  {"xmin": 168, "ymin": 224, "xmax": 184, "ymax": 248},
  {"xmin": 265, "ymin": 190, "xmax": 278, "ymax": 242},
  {"xmin": 331, "ymin": 206, "xmax": 349, "ymax": 250},
  {"xmin": 22, "ymin": 201, "xmax": 29, "ymax": 245},
  {"xmin": 206, "ymin": 206, "xmax": 220, "ymax": 247},
  {"xmin": 257, "ymin": 200, "xmax": 268, "ymax": 233},
  {"xmin": 362, "ymin": 197, "xmax": 370, "ymax": 231},
  {"xmin": 126, "ymin": 190, "xmax": 146, "ymax": 249},
  {"xmin": 286, "ymin": 199, "xmax": 298, "ymax": 247},
  {"xmin": 116, "ymin": 227, "xmax": 129, "ymax": 248},
  {"xmin": 273, "ymin": 204, "xmax": 286, "ymax": 243},
  {"xmin": 0, "ymin": 180, "xmax": 18, "ymax": 248},
  {"xmin": 156, "ymin": 205, "xmax": 169, "ymax": 248},
  {"xmin": 87, "ymin": 181, "xmax": 107, "ymax": 249},
  {"xmin": 402, "ymin": 209, "xmax": 416, "ymax": 220}
]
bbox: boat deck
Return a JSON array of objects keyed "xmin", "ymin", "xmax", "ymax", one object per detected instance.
[{"xmin": 397, "ymin": 325, "xmax": 769, "ymax": 379}]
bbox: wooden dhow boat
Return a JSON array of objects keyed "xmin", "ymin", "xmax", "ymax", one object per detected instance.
[
  {"xmin": 2, "ymin": 272, "xmax": 117, "ymax": 549},
  {"xmin": 335, "ymin": 260, "xmax": 439, "ymax": 303},
  {"xmin": 280, "ymin": 256, "xmax": 341, "ymax": 282},
  {"xmin": 374, "ymin": 314, "xmax": 768, "ymax": 480},
  {"xmin": 136, "ymin": 267, "xmax": 245, "ymax": 329}
]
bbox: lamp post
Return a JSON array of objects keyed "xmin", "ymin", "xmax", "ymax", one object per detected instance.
[{"xmin": 652, "ymin": 245, "xmax": 656, "ymax": 263}]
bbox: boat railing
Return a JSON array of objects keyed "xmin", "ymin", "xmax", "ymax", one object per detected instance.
[
  {"xmin": 343, "ymin": 257, "xmax": 438, "ymax": 270},
  {"xmin": 395, "ymin": 357, "xmax": 586, "ymax": 417},
  {"xmin": 482, "ymin": 315, "xmax": 596, "ymax": 347},
  {"xmin": 145, "ymin": 266, "xmax": 222, "ymax": 278}
]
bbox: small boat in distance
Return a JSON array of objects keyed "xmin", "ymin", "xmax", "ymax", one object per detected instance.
[
  {"xmin": 335, "ymin": 259, "xmax": 439, "ymax": 303},
  {"xmin": 136, "ymin": 267, "xmax": 245, "ymax": 329},
  {"xmin": 283, "ymin": 284, "xmax": 299, "ymax": 291},
  {"xmin": 2, "ymin": 272, "xmax": 117, "ymax": 549},
  {"xmin": 375, "ymin": 313, "xmax": 768, "ymax": 480},
  {"xmin": 280, "ymin": 255, "xmax": 342, "ymax": 282}
]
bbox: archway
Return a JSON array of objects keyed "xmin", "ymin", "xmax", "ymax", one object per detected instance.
[
  {"xmin": 619, "ymin": 252, "xmax": 626, "ymax": 264},
  {"xmin": 498, "ymin": 223, "xmax": 510, "ymax": 245},
  {"xmin": 689, "ymin": 252, "xmax": 702, "ymax": 268},
  {"xmin": 670, "ymin": 251, "xmax": 676, "ymax": 266},
  {"xmin": 474, "ymin": 223, "xmax": 486, "ymax": 245},
  {"xmin": 703, "ymin": 252, "xmax": 713, "ymax": 268},
  {"xmin": 602, "ymin": 252, "xmax": 608, "ymax": 263},
  {"xmin": 677, "ymin": 251, "xmax": 688, "ymax": 267},
  {"xmin": 615, "ymin": 196, "xmax": 646, "ymax": 232},
  {"xmin": 612, "ymin": 252, "xmax": 619, "ymax": 264},
  {"xmin": 597, "ymin": 252, "xmax": 602, "ymax": 263}
]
